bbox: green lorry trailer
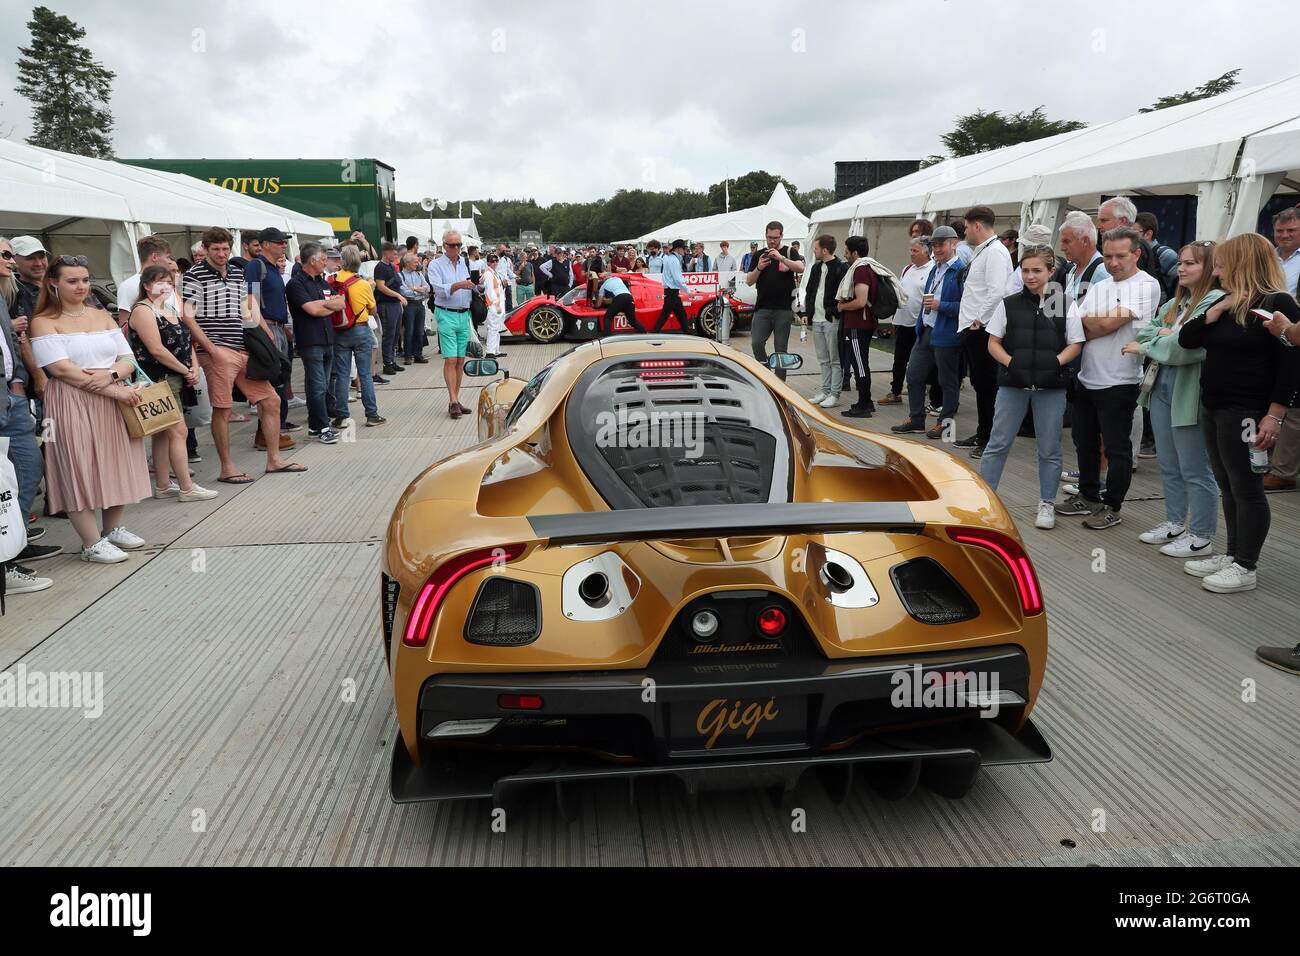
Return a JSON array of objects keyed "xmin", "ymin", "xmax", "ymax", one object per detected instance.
[{"xmin": 120, "ymin": 157, "xmax": 398, "ymax": 249}]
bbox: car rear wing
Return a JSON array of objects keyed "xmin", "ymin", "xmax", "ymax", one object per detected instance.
[{"xmin": 527, "ymin": 502, "xmax": 923, "ymax": 546}]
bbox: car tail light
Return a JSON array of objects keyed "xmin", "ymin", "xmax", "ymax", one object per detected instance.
[
  {"xmin": 945, "ymin": 528, "xmax": 1043, "ymax": 616},
  {"xmin": 757, "ymin": 606, "xmax": 787, "ymax": 637},
  {"xmin": 638, "ymin": 360, "xmax": 686, "ymax": 369},
  {"xmin": 402, "ymin": 544, "xmax": 526, "ymax": 648},
  {"xmin": 498, "ymin": 694, "xmax": 543, "ymax": 710}
]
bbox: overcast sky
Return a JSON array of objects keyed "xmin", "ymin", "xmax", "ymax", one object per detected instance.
[{"xmin": 0, "ymin": 0, "xmax": 1292, "ymax": 205}]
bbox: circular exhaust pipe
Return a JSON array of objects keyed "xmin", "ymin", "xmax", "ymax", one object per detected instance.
[
  {"xmin": 821, "ymin": 561, "xmax": 854, "ymax": 594},
  {"xmin": 578, "ymin": 572, "xmax": 610, "ymax": 607}
]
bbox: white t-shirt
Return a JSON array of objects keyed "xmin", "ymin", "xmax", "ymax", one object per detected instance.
[
  {"xmin": 1072, "ymin": 271, "xmax": 1161, "ymax": 389},
  {"xmin": 893, "ymin": 260, "xmax": 930, "ymax": 328},
  {"xmin": 117, "ymin": 273, "xmax": 181, "ymax": 315},
  {"xmin": 986, "ymin": 294, "xmax": 1086, "ymax": 343}
]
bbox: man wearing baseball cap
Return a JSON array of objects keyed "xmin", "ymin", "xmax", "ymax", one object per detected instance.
[
  {"xmin": 244, "ymin": 227, "xmax": 299, "ymax": 445},
  {"xmin": 651, "ymin": 239, "xmax": 695, "ymax": 334},
  {"xmin": 1005, "ymin": 224, "xmax": 1055, "ymax": 295}
]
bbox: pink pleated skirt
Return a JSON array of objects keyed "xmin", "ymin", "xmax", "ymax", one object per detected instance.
[{"xmin": 43, "ymin": 379, "xmax": 152, "ymax": 513}]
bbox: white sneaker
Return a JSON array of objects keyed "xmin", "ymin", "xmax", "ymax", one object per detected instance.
[
  {"xmin": 4, "ymin": 565, "xmax": 53, "ymax": 594},
  {"xmin": 1184, "ymin": 553, "xmax": 1233, "ymax": 578},
  {"xmin": 152, "ymin": 482, "xmax": 180, "ymax": 500},
  {"xmin": 819, "ymin": 394, "xmax": 840, "ymax": 409},
  {"xmin": 1159, "ymin": 533, "xmax": 1212, "ymax": 558},
  {"xmin": 81, "ymin": 539, "xmax": 129, "ymax": 564},
  {"xmin": 1140, "ymin": 521, "xmax": 1185, "ymax": 545},
  {"xmin": 104, "ymin": 526, "xmax": 146, "ymax": 550},
  {"xmin": 808, "ymin": 392, "xmax": 826, "ymax": 405},
  {"xmin": 179, "ymin": 484, "xmax": 219, "ymax": 502},
  {"xmin": 288, "ymin": 396, "xmax": 307, "ymax": 409},
  {"xmin": 1062, "ymin": 482, "xmax": 1079, "ymax": 496},
  {"xmin": 1201, "ymin": 562, "xmax": 1257, "ymax": 594},
  {"xmin": 1035, "ymin": 501, "xmax": 1056, "ymax": 529}
]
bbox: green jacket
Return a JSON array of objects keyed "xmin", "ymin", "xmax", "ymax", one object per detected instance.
[{"xmin": 1136, "ymin": 289, "xmax": 1224, "ymax": 427}]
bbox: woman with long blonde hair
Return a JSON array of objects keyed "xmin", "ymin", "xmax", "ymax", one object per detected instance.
[
  {"xmin": 1177, "ymin": 233, "xmax": 1300, "ymax": 593},
  {"xmin": 1123, "ymin": 240, "xmax": 1223, "ymax": 557}
]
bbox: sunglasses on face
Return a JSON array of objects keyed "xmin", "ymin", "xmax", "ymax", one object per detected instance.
[
  {"xmin": 0, "ymin": 251, "xmax": 13, "ymax": 260},
  {"xmin": 444, "ymin": 242, "xmax": 462, "ymax": 247}
]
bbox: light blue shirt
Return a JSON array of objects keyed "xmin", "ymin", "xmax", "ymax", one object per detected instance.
[
  {"xmin": 647, "ymin": 253, "xmax": 665, "ymax": 274},
  {"xmin": 427, "ymin": 254, "xmax": 471, "ymax": 309},
  {"xmin": 1066, "ymin": 251, "xmax": 1109, "ymax": 304},
  {"xmin": 1278, "ymin": 246, "xmax": 1300, "ymax": 295},
  {"xmin": 920, "ymin": 257, "xmax": 957, "ymax": 327},
  {"xmin": 660, "ymin": 252, "xmax": 689, "ymax": 292},
  {"xmin": 598, "ymin": 275, "xmax": 630, "ymax": 299},
  {"xmin": 400, "ymin": 268, "xmax": 429, "ymax": 300}
]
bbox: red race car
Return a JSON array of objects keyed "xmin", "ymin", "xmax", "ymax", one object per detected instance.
[{"xmin": 505, "ymin": 272, "xmax": 752, "ymax": 343}]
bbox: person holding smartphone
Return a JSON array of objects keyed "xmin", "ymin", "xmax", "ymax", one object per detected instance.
[
  {"xmin": 746, "ymin": 220, "xmax": 805, "ymax": 378},
  {"xmin": 1177, "ymin": 233, "xmax": 1300, "ymax": 593}
]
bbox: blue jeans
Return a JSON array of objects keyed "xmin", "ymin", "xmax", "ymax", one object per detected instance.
[
  {"xmin": 402, "ymin": 301, "xmax": 426, "ymax": 361},
  {"xmin": 332, "ymin": 324, "xmax": 378, "ymax": 419},
  {"xmin": 0, "ymin": 391, "xmax": 42, "ymax": 518},
  {"xmin": 1149, "ymin": 367, "xmax": 1218, "ymax": 537},
  {"xmin": 979, "ymin": 387, "xmax": 1067, "ymax": 502},
  {"xmin": 298, "ymin": 344, "xmax": 337, "ymax": 431}
]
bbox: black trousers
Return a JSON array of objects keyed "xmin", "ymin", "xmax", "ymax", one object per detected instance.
[
  {"xmin": 962, "ymin": 327, "xmax": 999, "ymax": 446},
  {"xmin": 1070, "ymin": 383, "xmax": 1139, "ymax": 511},
  {"xmin": 604, "ymin": 293, "xmax": 644, "ymax": 334},
  {"xmin": 652, "ymin": 288, "xmax": 691, "ymax": 333},
  {"xmin": 1202, "ymin": 405, "xmax": 1270, "ymax": 569},
  {"xmin": 889, "ymin": 324, "xmax": 916, "ymax": 396},
  {"xmin": 841, "ymin": 327, "xmax": 872, "ymax": 407}
]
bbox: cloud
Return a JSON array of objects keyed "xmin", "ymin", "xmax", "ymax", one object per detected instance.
[{"xmin": 0, "ymin": 0, "xmax": 1294, "ymax": 206}]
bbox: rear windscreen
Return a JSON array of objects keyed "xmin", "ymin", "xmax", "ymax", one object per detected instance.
[{"xmin": 566, "ymin": 356, "xmax": 791, "ymax": 509}]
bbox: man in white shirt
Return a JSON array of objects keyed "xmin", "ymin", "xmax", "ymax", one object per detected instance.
[
  {"xmin": 117, "ymin": 234, "xmax": 178, "ymax": 323},
  {"xmin": 955, "ymin": 205, "xmax": 1014, "ymax": 457},
  {"xmin": 1267, "ymin": 206, "xmax": 1300, "ymax": 491},
  {"xmin": 1056, "ymin": 226, "xmax": 1161, "ymax": 529}
]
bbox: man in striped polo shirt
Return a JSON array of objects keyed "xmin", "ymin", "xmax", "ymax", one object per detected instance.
[{"xmin": 181, "ymin": 226, "xmax": 304, "ymax": 483}]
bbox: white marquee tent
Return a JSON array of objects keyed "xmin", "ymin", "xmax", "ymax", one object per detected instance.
[
  {"xmin": 0, "ymin": 140, "xmax": 334, "ymax": 287},
  {"xmin": 395, "ymin": 217, "xmax": 481, "ymax": 249},
  {"xmin": 809, "ymin": 72, "xmax": 1300, "ymax": 270},
  {"xmin": 621, "ymin": 183, "xmax": 810, "ymax": 261}
]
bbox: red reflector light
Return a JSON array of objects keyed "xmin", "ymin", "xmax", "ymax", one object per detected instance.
[
  {"xmin": 638, "ymin": 359, "xmax": 687, "ymax": 369},
  {"xmin": 757, "ymin": 606, "xmax": 787, "ymax": 637},
  {"xmin": 638, "ymin": 370, "xmax": 686, "ymax": 379},
  {"xmin": 945, "ymin": 527, "xmax": 1044, "ymax": 616},
  {"xmin": 498, "ymin": 694, "xmax": 544, "ymax": 710},
  {"xmin": 402, "ymin": 544, "xmax": 526, "ymax": 647}
]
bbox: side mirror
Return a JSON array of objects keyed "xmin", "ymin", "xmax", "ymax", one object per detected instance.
[
  {"xmin": 464, "ymin": 359, "xmax": 499, "ymax": 377},
  {"xmin": 767, "ymin": 352, "xmax": 803, "ymax": 371}
]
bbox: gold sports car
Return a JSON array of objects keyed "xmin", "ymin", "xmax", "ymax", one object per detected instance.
[{"xmin": 382, "ymin": 335, "xmax": 1050, "ymax": 806}]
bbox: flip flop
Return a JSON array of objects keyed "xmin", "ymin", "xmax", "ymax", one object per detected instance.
[
  {"xmin": 217, "ymin": 473, "xmax": 255, "ymax": 484},
  {"xmin": 265, "ymin": 463, "xmax": 308, "ymax": 474},
  {"xmin": 230, "ymin": 414, "xmax": 251, "ymax": 423}
]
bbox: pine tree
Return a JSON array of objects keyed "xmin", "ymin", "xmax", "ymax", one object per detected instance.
[{"xmin": 15, "ymin": 6, "xmax": 116, "ymax": 158}]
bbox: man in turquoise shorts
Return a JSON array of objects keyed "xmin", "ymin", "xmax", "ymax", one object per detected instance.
[{"xmin": 425, "ymin": 230, "xmax": 476, "ymax": 419}]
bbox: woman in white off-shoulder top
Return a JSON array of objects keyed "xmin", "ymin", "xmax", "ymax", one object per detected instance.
[{"xmin": 28, "ymin": 256, "xmax": 152, "ymax": 564}]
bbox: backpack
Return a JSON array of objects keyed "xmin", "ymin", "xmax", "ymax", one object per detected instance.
[
  {"xmin": 327, "ymin": 274, "xmax": 365, "ymax": 330},
  {"xmin": 859, "ymin": 256, "xmax": 905, "ymax": 320}
]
